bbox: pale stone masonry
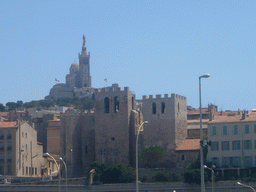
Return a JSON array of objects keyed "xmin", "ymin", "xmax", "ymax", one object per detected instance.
[{"xmin": 140, "ymin": 94, "xmax": 187, "ymax": 166}]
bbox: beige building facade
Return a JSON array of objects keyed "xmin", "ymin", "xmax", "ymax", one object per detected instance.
[
  {"xmin": 0, "ymin": 121, "xmax": 45, "ymax": 177},
  {"xmin": 208, "ymin": 110, "xmax": 256, "ymax": 169}
]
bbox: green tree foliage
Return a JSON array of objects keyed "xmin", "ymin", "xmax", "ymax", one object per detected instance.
[
  {"xmin": 0, "ymin": 104, "xmax": 5, "ymax": 112},
  {"xmin": 140, "ymin": 146, "xmax": 166, "ymax": 168},
  {"xmin": 184, "ymin": 160, "xmax": 212, "ymax": 184},
  {"xmin": 6, "ymin": 102, "xmax": 19, "ymax": 111},
  {"xmin": 23, "ymin": 100, "xmax": 55, "ymax": 108},
  {"xmin": 88, "ymin": 161, "xmax": 135, "ymax": 184},
  {"xmin": 56, "ymin": 96, "xmax": 94, "ymax": 110},
  {"xmin": 153, "ymin": 170, "xmax": 170, "ymax": 182}
]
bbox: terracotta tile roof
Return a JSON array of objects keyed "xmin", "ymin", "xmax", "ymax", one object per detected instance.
[
  {"xmin": 176, "ymin": 139, "xmax": 200, "ymax": 151},
  {"xmin": 187, "ymin": 108, "xmax": 209, "ymax": 115},
  {"xmin": 46, "ymin": 154, "xmax": 60, "ymax": 161},
  {"xmin": 0, "ymin": 112, "xmax": 8, "ymax": 117},
  {"xmin": 0, "ymin": 121, "xmax": 17, "ymax": 128},
  {"xmin": 208, "ymin": 110, "xmax": 256, "ymax": 123}
]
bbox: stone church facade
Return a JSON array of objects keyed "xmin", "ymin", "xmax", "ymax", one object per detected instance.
[{"xmin": 54, "ymin": 36, "xmax": 188, "ymax": 177}]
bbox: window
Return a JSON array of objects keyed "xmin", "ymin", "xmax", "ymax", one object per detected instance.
[
  {"xmin": 221, "ymin": 141, "xmax": 230, "ymax": 151},
  {"xmin": 152, "ymin": 103, "xmax": 156, "ymax": 114},
  {"xmin": 22, "ymin": 132, "xmax": 24, "ymax": 138},
  {"xmin": 244, "ymin": 156, "xmax": 252, "ymax": 167},
  {"xmin": 7, "ymin": 130, "xmax": 11, "ymax": 139},
  {"xmin": 212, "ymin": 126, "xmax": 217, "ymax": 136},
  {"xmin": 0, "ymin": 131, "xmax": 4, "ymax": 139},
  {"xmin": 7, "ymin": 165, "xmax": 11, "ymax": 174},
  {"xmin": 7, "ymin": 153, "xmax": 12, "ymax": 162},
  {"xmin": 26, "ymin": 167, "xmax": 28, "ymax": 175},
  {"xmin": 0, "ymin": 142, "xmax": 3, "ymax": 151},
  {"xmin": 234, "ymin": 125, "xmax": 238, "ymax": 135},
  {"xmin": 0, "ymin": 166, "xmax": 4, "ymax": 174},
  {"xmin": 0, "ymin": 154, "xmax": 4, "ymax": 162},
  {"xmin": 232, "ymin": 140, "xmax": 240, "ymax": 150},
  {"xmin": 25, "ymin": 133, "xmax": 27, "ymax": 138},
  {"xmin": 161, "ymin": 102, "xmax": 166, "ymax": 114},
  {"xmin": 114, "ymin": 96, "xmax": 119, "ymax": 113},
  {"xmin": 181, "ymin": 154, "xmax": 185, "ymax": 161},
  {"xmin": 104, "ymin": 97, "xmax": 110, "ymax": 113},
  {"xmin": 232, "ymin": 156, "xmax": 241, "ymax": 168},
  {"xmin": 222, "ymin": 157, "xmax": 230, "ymax": 168},
  {"xmin": 244, "ymin": 140, "xmax": 252, "ymax": 150},
  {"xmin": 35, "ymin": 168, "xmax": 37, "ymax": 175},
  {"xmin": 85, "ymin": 145, "xmax": 88, "ymax": 154},
  {"xmin": 29, "ymin": 167, "xmax": 31, "ymax": 175},
  {"xmin": 32, "ymin": 167, "xmax": 34, "ymax": 175},
  {"xmin": 211, "ymin": 142, "xmax": 219, "ymax": 151},
  {"xmin": 211, "ymin": 157, "xmax": 219, "ymax": 167},
  {"xmin": 22, "ymin": 166, "xmax": 24, "ymax": 175},
  {"xmin": 245, "ymin": 125, "xmax": 250, "ymax": 134},
  {"xmin": 223, "ymin": 126, "xmax": 228, "ymax": 135},
  {"xmin": 7, "ymin": 142, "xmax": 12, "ymax": 151}
]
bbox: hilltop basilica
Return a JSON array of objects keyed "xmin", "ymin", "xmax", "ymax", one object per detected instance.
[
  {"xmin": 46, "ymin": 36, "xmax": 191, "ymax": 178},
  {"xmin": 45, "ymin": 35, "xmax": 94, "ymax": 100}
]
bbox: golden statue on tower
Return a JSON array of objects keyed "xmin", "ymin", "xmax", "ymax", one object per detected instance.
[{"xmin": 83, "ymin": 35, "xmax": 86, "ymax": 47}]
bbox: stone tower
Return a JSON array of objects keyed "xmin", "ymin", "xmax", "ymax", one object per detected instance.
[
  {"xmin": 77, "ymin": 35, "xmax": 91, "ymax": 88},
  {"xmin": 94, "ymin": 84, "xmax": 143, "ymax": 165},
  {"xmin": 141, "ymin": 93, "xmax": 187, "ymax": 165}
]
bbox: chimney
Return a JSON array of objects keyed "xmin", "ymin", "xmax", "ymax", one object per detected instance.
[{"xmin": 242, "ymin": 111, "xmax": 246, "ymax": 120}]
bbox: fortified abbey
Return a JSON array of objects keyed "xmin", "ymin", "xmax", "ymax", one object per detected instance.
[{"xmin": 47, "ymin": 36, "xmax": 188, "ymax": 177}]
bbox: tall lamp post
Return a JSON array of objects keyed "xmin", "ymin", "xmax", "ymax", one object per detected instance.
[
  {"xmin": 237, "ymin": 182, "xmax": 256, "ymax": 192},
  {"xmin": 204, "ymin": 165, "xmax": 215, "ymax": 192},
  {"xmin": 136, "ymin": 121, "xmax": 148, "ymax": 192},
  {"xmin": 45, "ymin": 153, "xmax": 60, "ymax": 192},
  {"xmin": 199, "ymin": 73, "xmax": 210, "ymax": 192},
  {"xmin": 60, "ymin": 157, "xmax": 68, "ymax": 192}
]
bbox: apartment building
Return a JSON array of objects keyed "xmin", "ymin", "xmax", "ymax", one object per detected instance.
[
  {"xmin": 207, "ymin": 110, "xmax": 256, "ymax": 172},
  {"xmin": 0, "ymin": 121, "xmax": 46, "ymax": 177}
]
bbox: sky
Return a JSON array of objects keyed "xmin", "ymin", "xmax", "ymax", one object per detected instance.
[{"xmin": 1, "ymin": 0, "xmax": 255, "ymax": 111}]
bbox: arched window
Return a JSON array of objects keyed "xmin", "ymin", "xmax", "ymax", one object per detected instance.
[
  {"xmin": 181, "ymin": 154, "xmax": 185, "ymax": 161},
  {"xmin": 161, "ymin": 102, "xmax": 166, "ymax": 113},
  {"xmin": 152, "ymin": 102, "xmax": 156, "ymax": 114},
  {"xmin": 104, "ymin": 97, "xmax": 110, "ymax": 113},
  {"xmin": 114, "ymin": 96, "xmax": 119, "ymax": 113}
]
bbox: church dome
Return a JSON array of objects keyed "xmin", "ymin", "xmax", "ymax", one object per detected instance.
[{"xmin": 70, "ymin": 61, "xmax": 79, "ymax": 75}]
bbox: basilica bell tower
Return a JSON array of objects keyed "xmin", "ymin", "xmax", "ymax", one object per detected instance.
[{"xmin": 77, "ymin": 35, "xmax": 91, "ymax": 88}]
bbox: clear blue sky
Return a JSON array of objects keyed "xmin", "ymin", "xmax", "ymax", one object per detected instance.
[{"xmin": 1, "ymin": 0, "xmax": 255, "ymax": 111}]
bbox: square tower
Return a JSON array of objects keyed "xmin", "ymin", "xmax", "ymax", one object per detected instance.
[
  {"xmin": 94, "ymin": 84, "xmax": 136, "ymax": 164},
  {"xmin": 141, "ymin": 93, "xmax": 187, "ymax": 162}
]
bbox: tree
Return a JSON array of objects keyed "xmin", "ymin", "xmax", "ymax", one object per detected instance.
[
  {"xmin": 140, "ymin": 145, "xmax": 166, "ymax": 168},
  {"xmin": 88, "ymin": 161, "xmax": 135, "ymax": 184},
  {"xmin": 0, "ymin": 103, "xmax": 5, "ymax": 112}
]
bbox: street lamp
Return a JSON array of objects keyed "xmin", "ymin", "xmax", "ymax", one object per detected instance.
[
  {"xmin": 204, "ymin": 165, "xmax": 215, "ymax": 192},
  {"xmin": 60, "ymin": 157, "xmax": 68, "ymax": 192},
  {"xmin": 136, "ymin": 121, "xmax": 148, "ymax": 192},
  {"xmin": 237, "ymin": 182, "xmax": 256, "ymax": 192},
  {"xmin": 199, "ymin": 73, "xmax": 210, "ymax": 192},
  {"xmin": 45, "ymin": 153, "xmax": 60, "ymax": 192}
]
